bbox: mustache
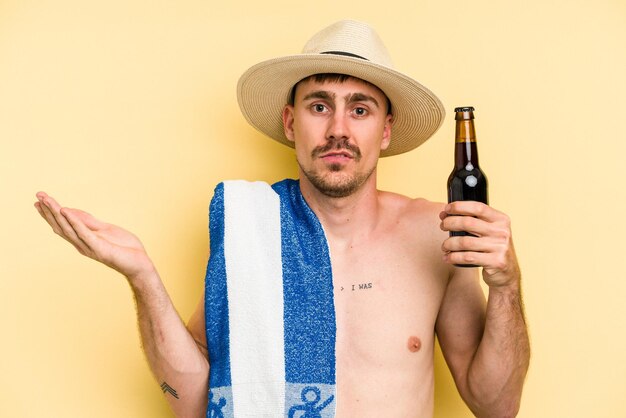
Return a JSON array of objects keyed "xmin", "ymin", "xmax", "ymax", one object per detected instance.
[{"xmin": 311, "ymin": 138, "xmax": 362, "ymax": 161}]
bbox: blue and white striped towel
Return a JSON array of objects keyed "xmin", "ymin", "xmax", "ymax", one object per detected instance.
[{"xmin": 204, "ymin": 179, "xmax": 336, "ymax": 418}]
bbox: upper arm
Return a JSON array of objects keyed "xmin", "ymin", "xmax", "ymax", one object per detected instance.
[
  {"xmin": 435, "ymin": 266, "xmax": 486, "ymax": 394},
  {"xmin": 187, "ymin": 289, "xmax": 208, "ymax": 360}
]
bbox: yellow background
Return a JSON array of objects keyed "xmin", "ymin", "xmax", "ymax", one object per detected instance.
[{"xmin": 1, "ymin": 0, "xmax": 625, "ymax": 417}]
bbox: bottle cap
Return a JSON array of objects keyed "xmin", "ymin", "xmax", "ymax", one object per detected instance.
[{"xmin": 454, "ymin": 106, "xmax": 475, "ymax": 120}]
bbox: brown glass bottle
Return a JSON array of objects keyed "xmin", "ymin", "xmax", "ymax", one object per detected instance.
[{"xmin": 447, "ymin": 107, "xmax": 488, "ymax": 267}]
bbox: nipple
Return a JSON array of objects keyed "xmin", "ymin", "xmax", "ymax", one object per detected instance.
[{"xmin": 407, "ymin": 336, "xmax": 422, "ymax": 353}]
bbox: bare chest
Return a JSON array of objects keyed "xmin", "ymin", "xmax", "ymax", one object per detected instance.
[
  {"xmin": 331, "ymin": 240, "xmax": 445, "ymax": 358},
  {"xmin": 328, "ymin": 237, "xmax": 447, "ymax": 416}
]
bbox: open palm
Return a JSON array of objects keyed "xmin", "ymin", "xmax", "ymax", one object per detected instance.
[{"xmin": 35, "ymin": 192, "xmax": 155, "ymax": 281}]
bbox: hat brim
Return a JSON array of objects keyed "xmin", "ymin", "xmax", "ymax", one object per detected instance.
[{"xmin": 237, "ymin": 54, "xmax": 445, "ymax": 157}]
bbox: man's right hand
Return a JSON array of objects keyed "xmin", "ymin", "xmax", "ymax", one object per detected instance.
[{"xmin": 34, "ymin": 192, "xmax": 156, "ymax": 284}]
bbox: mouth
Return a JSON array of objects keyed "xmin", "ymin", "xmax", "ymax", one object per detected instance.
[
  {"xmin": 312, "ymin": 138, "xmax": 362, "ymax": 163},
  {"xmin": 319, "ymin": 150, "xmax": 354, "ymax": 163}
]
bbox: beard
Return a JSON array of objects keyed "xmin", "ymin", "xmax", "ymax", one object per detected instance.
[{"xmin": 298, "ymin": 138, "xmax": 375, "ymax": 198}]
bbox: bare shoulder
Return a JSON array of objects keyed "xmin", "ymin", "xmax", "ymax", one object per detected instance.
[
  {"xmin": 377, "ymin": 190, "xmax": 452, "ymax": 276},
  {"xmin": 378, "ymin": 190, "xmax": 446, "ymax": 235}
]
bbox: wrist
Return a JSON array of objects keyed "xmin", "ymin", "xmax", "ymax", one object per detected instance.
[
  {"xmin": 488, "ymin": 281, "xmax": 521, "ymax": 297},
  {"xmin": 126, "ymin": 264, "xmax": 160, "ymax": 293},
  {"xmin": 485, "ymin": 269, "xmax": 521, "ymax": 292},
  {"xmin": 483, "ymin": 263, "xmax": 521, "ymax": 291}
]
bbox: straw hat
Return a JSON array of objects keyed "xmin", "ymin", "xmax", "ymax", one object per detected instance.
[{"xmin": 237, "ymin": 20, "xmax": 445, "ymax": 157}]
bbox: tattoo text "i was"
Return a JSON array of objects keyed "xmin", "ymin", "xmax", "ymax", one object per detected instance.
[{"xmin": 339, "ymin": 282, "xmax": 373, "ymax": 291}]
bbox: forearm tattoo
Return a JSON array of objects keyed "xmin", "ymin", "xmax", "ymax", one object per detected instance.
[{"xmin": 160, "ymin": 381, "xmax": 179, "ymax": 399}]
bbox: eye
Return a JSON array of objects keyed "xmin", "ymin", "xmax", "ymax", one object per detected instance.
[
  {"xmin": 353, "ymin": 107, "xmax": 368, "ymax": 117},
  {"xmin": 313, "ymin": 104, "xmax": 328, "ymax": 113}
]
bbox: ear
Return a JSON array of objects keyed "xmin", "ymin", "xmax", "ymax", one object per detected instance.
[
  {"xmin": 282, "ymin": 105, "xmax": 295, "ymax": 143},
  {"xmin": 380, "ymin": 113, "xmax": 393, "ymax": 151}
]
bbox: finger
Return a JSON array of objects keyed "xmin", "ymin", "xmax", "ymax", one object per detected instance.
[
  {"xmin": 37, "ymin": 193, "xmax": 107, "ymax": 236},
  {"xmin": 34, "ymin": 201, "xmax": 44, "ymax": 217},
  {"xmin": 35, "ymin": 201, "xmax": 58, "ymax": 228},
  {"xmin": 61, "ymin": 208, "xmax": 102, "ymax": 255},
  {"xmin": 37, "ymin": 195, "xmax": 92, "ymax": 255},
  {"xmin": 442, "ymin": 235, "xmax": 494, "ymax": 253},
  {"xmin": 35, "ymin": 191, "xmax": 49, "ymax": 201},
  {"xmin": 445, "ymin": 201, "xmax": 505, "ymax": 223},
  {"xmin": 67, "ymin": 208, "xmax": 105, "ymax": 230},
  {"xmin": 41, "ymin": 197, "xmax": 92, "ymax": 252},
  {"xmin": 443, "ymin": 250, "xmax": 490, "ymax": 267},
  {"xmin": 440, "ymin": 215, "xmax": 491, "ymax": 237},
  {"xmin": 445, "ymin": 250, "xmax": 512, "ymax": 273},
  {"xmin": 37, "ymin": 196, "xmax": 65, "ymax": 236}
]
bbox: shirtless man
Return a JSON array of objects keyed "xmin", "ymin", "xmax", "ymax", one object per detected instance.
[{"xmin": 34, "ymin": 20, "xmax": 529, "ymax": 418}]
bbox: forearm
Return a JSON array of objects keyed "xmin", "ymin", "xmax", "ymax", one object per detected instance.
[
  {"xmin": 465, "ymin": 282, "xmax": 530, "ymax": 417},
  {"xmin": 130, "ymin": 270, "xmax": 209, "ymax": 418},
  {"xmin": 34, "ymin": 195, "xmax": 209, "ymax": 416}
]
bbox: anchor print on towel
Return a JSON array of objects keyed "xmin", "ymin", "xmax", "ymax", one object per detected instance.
[
  {"xmin": 288, "ymin": 386, "xmax": 335, "ymax": 418},
  {"xmin": 208, "ymin": 392, "xmax": 227, "ymax": 418}
]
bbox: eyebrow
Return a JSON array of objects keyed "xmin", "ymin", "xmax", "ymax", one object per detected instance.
[
  {"xmin": 345, "ymin": 92, "xmax": 380, "ymax": 108},
  {"xmin": 302, "ymin": 90, "xmax": 336, "ymax": 102},
  {"xmin": 301, "ymin": 90, "xmax": 380, "ymax": 109}
]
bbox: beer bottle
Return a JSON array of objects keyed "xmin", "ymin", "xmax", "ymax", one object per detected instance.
[{"xmin": 447, "ymin": 106, "xmax": 488, "ymax": 266}]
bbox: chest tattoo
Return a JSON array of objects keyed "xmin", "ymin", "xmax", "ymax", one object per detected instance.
[{"xmin": 339, "ymin": 282, "xmax": 374, "ymax": 291}]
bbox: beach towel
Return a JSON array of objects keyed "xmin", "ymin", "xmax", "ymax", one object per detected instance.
[{"xmin": 204, "ymin": 179, "xmax": 336, "ymax": 418}]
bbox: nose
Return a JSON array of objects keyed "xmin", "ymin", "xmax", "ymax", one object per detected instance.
[{"xmin": 326, "ymin": 112, "xmax": 349, "ymax": 141}]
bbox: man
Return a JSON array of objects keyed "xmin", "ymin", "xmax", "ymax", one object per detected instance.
[{"xmin": 35, "ymin": 20, "xmax": 529, "ymax": 418}]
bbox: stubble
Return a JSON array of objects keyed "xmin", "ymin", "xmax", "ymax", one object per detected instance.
[{"xmin": 298, "ymin": 138, "xmax": 375, "ymax": 198}]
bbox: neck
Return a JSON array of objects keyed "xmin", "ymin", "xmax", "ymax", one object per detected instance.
[{"xmin": 298, "ymin": 169, "xmax": 381, "ymax": 245}]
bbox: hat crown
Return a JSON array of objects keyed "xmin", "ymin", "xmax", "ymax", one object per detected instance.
[{"xmin": 301, "ymin": 20, "xmax": 394, "ymax": 68}]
